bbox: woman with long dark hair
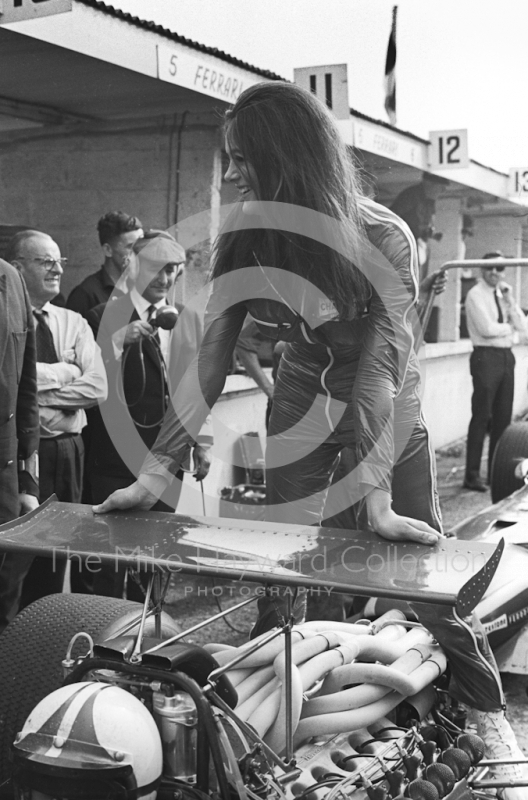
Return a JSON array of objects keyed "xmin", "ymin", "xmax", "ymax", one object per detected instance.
[{"xmin": 95, "ymin": 82, "xmax": 525, "ymax": 779}]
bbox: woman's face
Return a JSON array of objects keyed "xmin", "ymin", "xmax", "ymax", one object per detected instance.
[{"xmin": 224, "ymin": 133, "xmax": 260, "ymax": 204}]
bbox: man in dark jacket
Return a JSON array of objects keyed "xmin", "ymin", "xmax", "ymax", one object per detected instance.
[
  {"xmin": 66, "ymin": 211, "xmax": 143, "ymax": 318},
  {"xmin": 86, "ymin": 231, "xmax": 211, "ymax": 597},
  {"xmin": 66, "ymin": 211, "xmax": 143, "ymax": 513},
  {"xmin": 0, "ymin": 259, "xmax": 40, "ymax": 632}
]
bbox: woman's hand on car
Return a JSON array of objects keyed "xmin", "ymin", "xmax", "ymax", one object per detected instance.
[
  {"xmin": 366, "ymin": 488, "xmax": 443, "ymax": 545},
  {"xmin": 93, "ymin": 475, "xmax": 168, "ymax": 514}
]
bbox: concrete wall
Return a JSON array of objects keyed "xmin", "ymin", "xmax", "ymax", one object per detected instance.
[
  {"xmin": 178, "ymin": 376, "xmax": 268, "ymax": 517},
  {"xmin": 0, "ymin": 110, "xmax": 222, "ymax": 298},
  {"xmin": 421, "ymin": 341, "xmax": 528, "ymax": 449},
  {"xmin": 467, "ymin": 214, "xmax": 523, "ymax": 261},
  {"xmin": 176, "ymin": 342, "xmax": 528, "ymax": 517}
]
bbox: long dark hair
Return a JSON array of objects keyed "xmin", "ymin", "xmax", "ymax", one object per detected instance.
[{"xmin": 212, "ymin": 81, "xmax": 370, "ymax": 319}]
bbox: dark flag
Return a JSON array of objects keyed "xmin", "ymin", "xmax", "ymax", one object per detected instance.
[{"xmin": 384, "ymin": 6, "xmax": 397, "ymax": 126}]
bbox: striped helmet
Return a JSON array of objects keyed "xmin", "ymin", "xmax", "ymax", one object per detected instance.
[{"xmin": 12, "ymin": 682, "xmax": 162, "ymax": 800}]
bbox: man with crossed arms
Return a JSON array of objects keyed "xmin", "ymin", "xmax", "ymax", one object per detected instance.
[
  {"xmin": 464, "ymin": 252, "xmax": 528, "ymax": 492},
  {"xmin": 8, "ymin": 230, "xmax": 107, "ymax": 605}
]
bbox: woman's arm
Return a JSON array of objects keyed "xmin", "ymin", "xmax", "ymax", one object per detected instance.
[
  {"xmin": 236, "ymin": 320, "xmax": 275, "ymax": 399},
  {"xmin": 366, "ymin": 488, "xmax": 441, "ymax": 544},
  {"xmin": 353, "ymin": 199, "xmax": 419, "ymax": 493},
  {"xmin": 355, "ymin": 199, "xmax": 441, "ymax": 544}
]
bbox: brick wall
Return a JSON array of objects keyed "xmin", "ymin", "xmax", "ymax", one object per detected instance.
[{"xmin": 0, "ymin": 111, "xmax": 222, "ymax": 299}]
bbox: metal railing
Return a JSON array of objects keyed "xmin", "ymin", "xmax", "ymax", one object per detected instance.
[{"xmin": 419, "ymin": 258, "xmax": 528, "ymax": 349}]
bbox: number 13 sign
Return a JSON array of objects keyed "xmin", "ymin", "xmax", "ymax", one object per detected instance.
[
  {"xmin": 508, "ymin": 169, "xmax": 528, "ymax": 197},
  {"xmin": 429, "ymin": 129, "xmax": 469, "ymax": 170}
]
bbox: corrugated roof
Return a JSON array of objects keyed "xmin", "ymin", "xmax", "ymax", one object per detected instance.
[
  {"xmin": 469, "ymin": 158, "xmax": 507, "ymax": 178},
  {"xmin": 76, "ymin": 0, "xmax": 285, "ymax": 81},
  {"xmin": 349, "ymin": 107, "xmax": 508, "ymax": 176},
  {"xmin": 73, "ymin": 1, "xmax": 508, "ymax": 180},
  {"xmin": 349, "ymin": 106, "xmax": 429, "ymax": 146}
]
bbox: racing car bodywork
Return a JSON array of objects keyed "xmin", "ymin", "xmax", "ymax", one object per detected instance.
[
  {"xmin": 453, "ymin": 478, "xmax": 528, "ymax": 673},
  {"xmin": 0, "ymin": 499, "xmax": 504, "ymax": 615},
  {"xmin": 0, "ymin": 498, "xmax": 516, "ymax": 800}
]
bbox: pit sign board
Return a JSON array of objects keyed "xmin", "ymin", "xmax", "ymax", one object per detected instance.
[
  {"xmin": 508, "ymin": 168, "xmax": 528, "ymax": 198},
  {"xmin": 429, "ymin": 129, "xmax": 469, "ymax": 170},
  {"xmin": 0, "ymin": 0, "xmax": 72, "ymax": 24},
  {"xmin": 158, "ymin": 45, "xmax": 259, "ymax": 104}
]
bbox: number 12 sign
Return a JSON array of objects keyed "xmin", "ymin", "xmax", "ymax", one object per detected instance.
[{"xmin": 429, "ymin": 129, "xmax": 469, "ymax": 170}]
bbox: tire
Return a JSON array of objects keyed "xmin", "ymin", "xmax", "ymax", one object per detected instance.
[
  {"xmin": 490, "ymin": 421, "xmax": 528, "ymax": 503},
  {"xmin": 0, "ymin": 593, "xmax": 180, "ymax": 785}
]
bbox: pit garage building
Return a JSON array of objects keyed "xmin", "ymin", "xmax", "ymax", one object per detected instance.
[{"xmin": 1, "ymin": 1, "xmax": 527, "ymax": 512}]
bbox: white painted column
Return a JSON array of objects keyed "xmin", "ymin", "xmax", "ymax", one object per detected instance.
[
  {"xmin": 210, "ymin": 146, "xmax": 223, "ymax": 244},
  {"xmin": 522, "ymin": 219, "xmax": 528, "ymax": 311},
  {"xmin": 428, "ymin": 196, "xmax": 464, "ymax": 342}
]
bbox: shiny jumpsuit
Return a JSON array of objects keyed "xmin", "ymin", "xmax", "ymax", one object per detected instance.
[{"xmin": 146, "ymin": 198, "xmax": 503, "ymax": 712}]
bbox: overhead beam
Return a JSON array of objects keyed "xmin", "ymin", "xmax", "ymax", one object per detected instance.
[{"xmin": 0, "ymin": 94, "xmax": 96, "ymax": 125}]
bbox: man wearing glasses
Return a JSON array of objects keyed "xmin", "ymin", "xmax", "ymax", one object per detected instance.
[
  {"xmin": 464, "ymin": 251, "xmax": 528, "ymax": 491},
  {"xmin": 6, "ymin": 230, "xmax": 107, "ymax": 602}
]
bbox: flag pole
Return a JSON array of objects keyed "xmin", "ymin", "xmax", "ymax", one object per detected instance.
[{"xmin": 384, "ymin": 5, "xmax": 398, "ymax": 126}]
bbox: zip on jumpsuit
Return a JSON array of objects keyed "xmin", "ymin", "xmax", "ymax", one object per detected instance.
[{"xmin": 143, "ymin": 197, "xmax": 504, "ymax": 713}]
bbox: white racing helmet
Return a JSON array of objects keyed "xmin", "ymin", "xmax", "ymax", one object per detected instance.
[{"xmin": 12, "ymin": 682, "xmax": 163, "ymax": 800}]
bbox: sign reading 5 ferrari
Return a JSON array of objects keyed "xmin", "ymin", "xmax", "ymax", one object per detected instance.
[
  {"xmin": 0, "ymin": 0, "xmax": 72, "ymax": 24},
  {"xmin": 158, "ymin": 45, "xmax": 259, "ymax": 104}
]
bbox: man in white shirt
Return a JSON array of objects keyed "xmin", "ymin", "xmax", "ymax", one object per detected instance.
[
  {"xmin": 464, "ymin": 252, "xmax": 528, "ymax": 491},
  {"xmin": 7, "ymin": 230, "xmax": 108, "ymax": 602}
]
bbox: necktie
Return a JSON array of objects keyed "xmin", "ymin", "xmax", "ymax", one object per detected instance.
[
  {"xmin": 147, "ymin": 304, "xmax": 160, "ymax": 344},
  {"xmin": 33, "ymin": 309, "xmax": 59, "ymax": 363},
  {"xmin": 494, "ymin": 289, "xmax": 504, "ymax": 324}
]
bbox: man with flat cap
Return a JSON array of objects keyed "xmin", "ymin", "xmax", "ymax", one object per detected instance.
[{"xmin": 86, "ymin": 230, "xmax": 212, "ymax": 597}]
